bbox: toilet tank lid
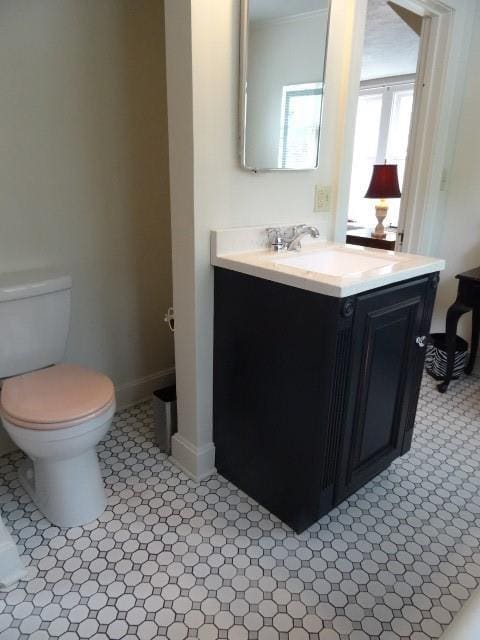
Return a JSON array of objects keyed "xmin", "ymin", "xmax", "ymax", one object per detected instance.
[{"xmin": 0, "ymin": 269, "xmax": 72, "ymax": 302}]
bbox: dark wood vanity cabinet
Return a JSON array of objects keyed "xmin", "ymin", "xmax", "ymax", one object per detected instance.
[{"xmin": 213, "ymin": 267, "xmax": 439, "ymax": 533}]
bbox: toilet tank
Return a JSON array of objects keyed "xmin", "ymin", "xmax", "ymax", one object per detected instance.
[{"xmin": 0, "ymin": 269, "xmax": 72, "ymax": 378}]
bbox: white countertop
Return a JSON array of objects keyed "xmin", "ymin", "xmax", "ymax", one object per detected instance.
[{"xmin": 211, "ymin": 228, "xmax": 445, "ymax": 298}]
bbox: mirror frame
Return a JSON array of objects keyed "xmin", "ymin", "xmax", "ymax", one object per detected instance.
[{"xmin": 238, "ymin": 0, "xmax": 330, "ymax": 172}]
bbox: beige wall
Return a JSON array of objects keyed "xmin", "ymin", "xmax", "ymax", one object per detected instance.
[{"xmin": 0, "ymin": 0, "xmax": 174, "ymax": 450}]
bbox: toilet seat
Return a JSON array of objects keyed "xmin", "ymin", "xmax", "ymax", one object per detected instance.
[{"xmin": 0, "ymin": 363, "xmax": 115, "ymax": 430}]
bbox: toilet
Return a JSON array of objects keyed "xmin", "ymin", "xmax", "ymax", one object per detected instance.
[{"xmin": 0, "ymin": 269, "xmax": 115, "ymax": 528}]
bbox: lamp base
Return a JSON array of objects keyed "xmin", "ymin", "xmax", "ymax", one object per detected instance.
[{"xmin": 371, "ymin": 200, "xmax": 388, "ymax": 239}]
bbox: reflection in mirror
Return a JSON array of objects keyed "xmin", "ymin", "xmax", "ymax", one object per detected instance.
[{"xmin": 240, "ymin": 0, "xmax": 330, "ymax": 171}]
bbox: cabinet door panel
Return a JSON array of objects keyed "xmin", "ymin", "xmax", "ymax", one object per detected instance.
[{"xmin": 337, "ymin": 279, "xmax": 428, "ymax": 501}]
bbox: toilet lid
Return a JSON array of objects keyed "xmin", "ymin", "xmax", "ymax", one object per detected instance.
[{"xmin": 0, "ymin": 364, "xmax": 115, "ymax": 428}]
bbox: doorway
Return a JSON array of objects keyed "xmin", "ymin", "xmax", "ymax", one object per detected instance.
[{"xmin": 345, "ymin": 0, "xmax": 422, "ymax": 252}]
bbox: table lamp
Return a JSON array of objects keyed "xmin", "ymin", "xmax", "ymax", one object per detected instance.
[{"xmin": 364, "ymin": 163, "xmax": 401, "ymax": 239}]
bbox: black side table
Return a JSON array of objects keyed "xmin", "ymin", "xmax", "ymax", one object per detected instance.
[{"xmin": 438, "ymin": 267, "xmax": 480, "ymax": 393}]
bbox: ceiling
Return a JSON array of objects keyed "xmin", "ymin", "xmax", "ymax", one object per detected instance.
[
  {"xmin": 249, "ymin": 0, "xmax": 328, "ymax": 22},
  {"xmin": 361, "ymin": 0, "xmax": 420, "ymax": 80}
]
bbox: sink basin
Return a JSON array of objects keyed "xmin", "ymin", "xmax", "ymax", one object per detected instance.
[
  {"xmin": 274, "ymin": 249, "xmax": 396, "ymax": 277},
  {"xmin": 211, "ymin": 229, "xmax": 445, "ymax": 298}
]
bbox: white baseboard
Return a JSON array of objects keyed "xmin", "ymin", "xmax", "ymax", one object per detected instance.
[
  {"xmin": 116, "ymin": 368, "xmax": 176, "ymax": 409},
  {"xmin": 0, "ymin": 517, "xmax": 27, "ymax": 588},
  {"xmin": 439, "ymin": 586, "xmax": 480, "ymax": 640},
  {"xmin": 170, "ymin": 433, "xmax": 216, "ymax": 482}
]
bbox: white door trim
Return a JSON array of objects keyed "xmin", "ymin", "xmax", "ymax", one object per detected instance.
[
  {"xmin": 332, "ymin": 0, "xmax": 368, "ymax": 244},
  {"xmin": 395, "ymin": 11, "xmax": 435, "ymax": 252},
  {"xmin": 396, "ymin": 2, "xmax": 450, "ymax": 253},
  {"xmin": 399, "ymin": 0, "xmax": 476, "ymax": 255}
]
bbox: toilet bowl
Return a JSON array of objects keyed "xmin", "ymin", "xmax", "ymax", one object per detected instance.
[
  {"xmin": 1, "ymin": 363, "xmax": 115, "ymax": 528},
  {"xmin": 0, "ymin": 269, "xmax": 116, "ymax": 530}
]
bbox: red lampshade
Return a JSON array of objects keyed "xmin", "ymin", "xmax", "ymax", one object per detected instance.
[{"xmin": 364, "ymin": 164, "xmax": 401, "ymax": 199}]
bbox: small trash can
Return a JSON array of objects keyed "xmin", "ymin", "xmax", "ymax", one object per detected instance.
[
  {"xmin": 426, "ymin": 333, "xmax": 469, "ymax": 380},
  {"xmin": 152, "ymin": 385, "xmax": 177, "ymax": 455}
]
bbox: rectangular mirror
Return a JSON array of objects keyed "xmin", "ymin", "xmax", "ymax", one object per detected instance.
[{"xmin": 239, "ymin": 0, "xmax": 330, "ymax": 171}]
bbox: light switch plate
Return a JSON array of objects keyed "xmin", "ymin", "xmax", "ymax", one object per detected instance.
[{"xmin": 314, "ymin": 184, "xmax": 331, "ymax": 212}]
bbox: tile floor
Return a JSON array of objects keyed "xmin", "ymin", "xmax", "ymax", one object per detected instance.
[{"xmin": 1, "ymin": 373, "xmax": 480, "ymax": 640}]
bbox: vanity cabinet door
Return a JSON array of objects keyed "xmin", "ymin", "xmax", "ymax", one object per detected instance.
[{"xmin": 336, "ymin": 276, "xmax": 433, "ymax": 502}]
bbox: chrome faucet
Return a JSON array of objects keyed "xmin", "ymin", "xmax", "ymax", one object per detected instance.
[{"xmin": 286, "ymin": 225, "xmax": 320, "ymax": 251}]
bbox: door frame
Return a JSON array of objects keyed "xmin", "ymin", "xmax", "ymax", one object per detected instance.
[
  {"xmin": 395, "ymin": 0, "xmax": 453, "ymax": 254},
  {"xmin": 335, "ymin": 0, "xmax": 476, "ymax": 257}
]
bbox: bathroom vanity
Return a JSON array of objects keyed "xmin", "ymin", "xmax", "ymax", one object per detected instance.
[{"xmin": 212, "ymin": 228, "xmax": 445, "ymax": 533}]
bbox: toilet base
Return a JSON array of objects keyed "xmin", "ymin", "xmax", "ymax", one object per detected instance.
[
  {"xmin": 2, "ymin": 400, "xmax": 114, "ymax": 528},
  {"xmin": 19, "ymin": 451, "xmax": 106, "ymax": 528}
]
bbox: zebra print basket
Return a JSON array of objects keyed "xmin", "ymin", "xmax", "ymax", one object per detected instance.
[{"xmin": 425, "ymin": 333, "xmax": 468, "ymax": 381}]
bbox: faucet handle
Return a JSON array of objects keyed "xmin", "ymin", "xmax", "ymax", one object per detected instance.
[
  {"xmin": 266, "ymin": 227, "xmax": 280, "ymax": 237},
  {"xmin": 266, "ymin": 228, "xmax": 286, "ymax": 252}
]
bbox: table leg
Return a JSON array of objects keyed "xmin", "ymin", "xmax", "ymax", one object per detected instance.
[
  {"xmin": 437, "ymin": 303, "xmax": 469, "ymax": 393},
  {"xmin": 465, "ymin": 305, "xmax": 480, "ymax": 375}
]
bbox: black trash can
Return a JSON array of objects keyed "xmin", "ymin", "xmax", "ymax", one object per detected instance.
[
  {"xmin": 425, "ymin": 333, "xmax": 469, "ymax": 380},
  {"xmin": 152, "ymin": 385, "xmax": 177, "ymax": 455}
]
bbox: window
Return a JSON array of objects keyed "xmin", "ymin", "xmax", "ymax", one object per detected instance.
[
  {"xmin": 348, "ymin": 81, "xmax": 415, "ymax": 228},
  {"xmin": 278, "ymin": 83, "xmax": 322, "ymax": 169}
]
